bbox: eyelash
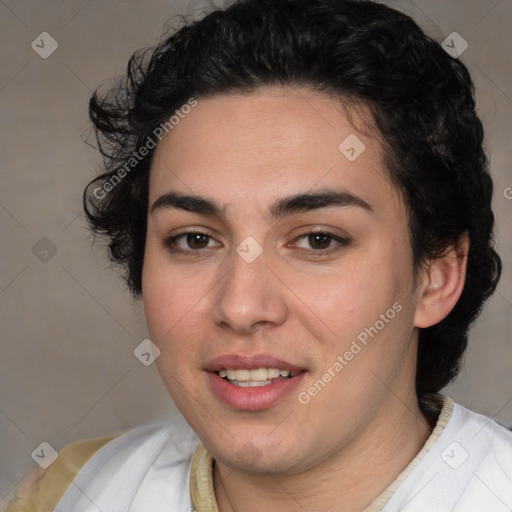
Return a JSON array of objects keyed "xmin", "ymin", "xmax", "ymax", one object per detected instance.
[{"xmin": 162, "ymin": 230, "xmax": 351, "ymax": 257}]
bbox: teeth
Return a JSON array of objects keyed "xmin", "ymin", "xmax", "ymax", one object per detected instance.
[
  {"xmin": 217, "ymin": 367, "xmax": 298, "ymax": 382},
  {"xmin": 235, "ymin": 380, "xmax": 272, "ymax": 387},
  {"xmin": 249, "ymin": 368, "xmax": 269, "ymax": 380},
  {"xmin": 267, "ymin": 368, "xmax": 280, "ymax": 378}
]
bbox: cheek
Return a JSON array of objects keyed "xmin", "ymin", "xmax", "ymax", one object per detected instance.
[
  {"xmin": 141, "ymin": 251, "xmax": 208, "ymax": 403},
  {"xmin": 142, "ymin": 246, "xmax": 207, "ymax": 346},
  {"xmin": 287, "ymin": 259, "xmax": 394, "ymax": 330},
  {"xmin": 285, "ymin": 242, "xmax": 414, "ymax": 366}
]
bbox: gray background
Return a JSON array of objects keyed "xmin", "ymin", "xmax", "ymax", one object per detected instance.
[{"xmin": 1, "ymin": 0, "xmax": 511, "ymax": 505}]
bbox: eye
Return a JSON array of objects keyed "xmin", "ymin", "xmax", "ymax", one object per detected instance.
[
  {"xmin": 162, "ymin": 230, "xmax": 351, "ymax": 257},
  {"xmin": 163, "ymin": 231, "xmax": 220, "ymax": 254},
  {"xmin": 293, "ymin": 231, "xmax": 351, "ymax": 254}
]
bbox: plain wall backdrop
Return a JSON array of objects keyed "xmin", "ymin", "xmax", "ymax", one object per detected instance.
[{"xmin": 1, "ymin": 0, "xmax": 511, "ymax": 505}]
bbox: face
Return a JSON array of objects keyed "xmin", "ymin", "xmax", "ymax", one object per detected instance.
[{"xmin": 142, "ymin": 87, "xmax": 424, "ymax": 475}]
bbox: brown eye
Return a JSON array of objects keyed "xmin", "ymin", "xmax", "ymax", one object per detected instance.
[
  {"xmin": 163, "ymin": 231, "xmax": 220, "ymax": 255},
  {"xmin": 308, "ymin": 233, "xmax": 332, "ymax": 250},
  {"xmin": 186, "ymin": 233, "xmax": 210, "ymax": 249},
  {"xmin": 293, "ymin": 231, "xmax": 351, "ymax": 255}
]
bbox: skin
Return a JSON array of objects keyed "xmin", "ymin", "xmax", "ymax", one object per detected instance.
[{"xmin": 142, "ymin": 86, "xmax": 468, "ymax": 512}]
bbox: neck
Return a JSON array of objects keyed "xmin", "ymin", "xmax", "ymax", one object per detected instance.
[{"xmin": 213, "ymin": 394, "xmax": 433, "ymax": 512}]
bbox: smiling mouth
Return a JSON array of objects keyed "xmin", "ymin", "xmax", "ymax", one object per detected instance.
[{"xmin": 216, "ymin": 367, "xmax": 300, "ymax": 387}]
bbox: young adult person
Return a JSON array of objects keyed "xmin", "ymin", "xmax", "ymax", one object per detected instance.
[{"xmin": 7, "ymin": 0, "xmax": 510, "ymax": 510}]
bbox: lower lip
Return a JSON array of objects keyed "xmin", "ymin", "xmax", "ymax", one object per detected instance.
[{"xmin": 207, "ymin": 372, "xmax": 307, "ymax": 411}]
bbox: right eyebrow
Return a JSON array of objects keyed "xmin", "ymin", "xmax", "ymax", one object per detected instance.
[{"xmin": 150, "ymin": 191, "xmax": 227, "ymax": 217}]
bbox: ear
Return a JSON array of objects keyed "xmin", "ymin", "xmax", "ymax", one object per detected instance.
[{"xmin": 413, "ymin": 234, "xmax": 469, "ymax": 329}]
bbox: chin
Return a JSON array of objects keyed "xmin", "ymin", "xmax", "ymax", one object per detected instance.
[
  {"xmin": 204, "ymin": 428, "xmax": 316, "ymax": 475},
  {"xmin": 214, "ymin": 447, "xmax": 308, "ymax": 476}
]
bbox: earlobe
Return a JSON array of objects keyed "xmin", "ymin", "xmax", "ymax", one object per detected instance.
[{"xmin": 413, "ymin": 234, "xmax": 469, "ymax": 329}]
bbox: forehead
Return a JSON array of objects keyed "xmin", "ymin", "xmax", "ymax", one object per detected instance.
[{"xmin": 148, "ymin": 87, "xmax": 401, "ymax": 216}]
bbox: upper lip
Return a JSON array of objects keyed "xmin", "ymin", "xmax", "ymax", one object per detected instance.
[{"xmin": 205, "ymin": 354, "xmax": 305, "ymax": 373}]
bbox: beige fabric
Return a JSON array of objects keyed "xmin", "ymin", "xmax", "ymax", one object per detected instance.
[
  {"xmin": 190, "ymin": 439, "xmax": 220, "ymax": 512},
  {"xmin": 190, "ymin": 396, "xmax": 454, "ymax": 512},
  {"xmin": 5, "ymin": 433, "xmax": 122, "ymax": 512}
]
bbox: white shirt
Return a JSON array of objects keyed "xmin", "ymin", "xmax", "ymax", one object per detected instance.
[{"xmin": 52, "ymin": 397, "xmax": 512, "ymax": 512}]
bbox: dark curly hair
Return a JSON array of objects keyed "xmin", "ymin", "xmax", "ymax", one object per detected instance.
[{"xmin": 83, "ymin": 0, "xmax": 501, "ymax": 419}]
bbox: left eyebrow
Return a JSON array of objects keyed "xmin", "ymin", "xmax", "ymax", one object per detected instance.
[
  {"xmin": 150, "ymin": 188, "xmax": 374, "ymax": 219},
  {"xmin": 269, "ymin": 189, "xmax": 374, "ymax": 219}
]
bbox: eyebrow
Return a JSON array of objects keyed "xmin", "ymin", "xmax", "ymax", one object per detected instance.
[{"xmin": 150, "ymin": 188, "xmax": 373, "ymax": 220}]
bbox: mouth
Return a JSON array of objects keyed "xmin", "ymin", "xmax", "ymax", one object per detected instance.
[
  {"xmin": 216, "ymin": 367, "xmax": 300, "ymax": 387},
  {"xmin": 206, "ymin": 354, "xmax": 307, "ymax": 411}
]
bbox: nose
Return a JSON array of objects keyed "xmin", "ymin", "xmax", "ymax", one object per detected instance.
[{"xmin": 211, "ymin": 245, "xmax": 289, "ymax": 335}]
